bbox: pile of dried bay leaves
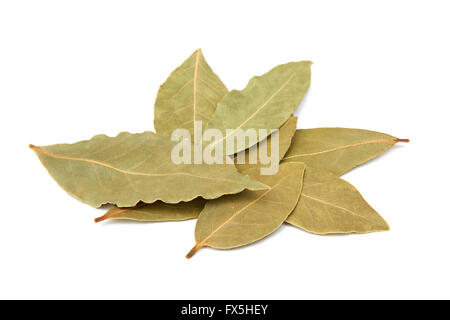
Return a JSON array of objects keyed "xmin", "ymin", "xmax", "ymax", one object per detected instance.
[{"xmin": 31, "ymin": 49, "xmax": 408, "ymax": 258}]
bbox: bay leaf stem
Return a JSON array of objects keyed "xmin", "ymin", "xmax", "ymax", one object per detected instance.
[
  {"xmin": 186, "ymin": 244, "xmax": 201, "ymax": 259},
  {"xmin": 94, "ymin": 214, "xmax": 109, "ymax": 223}
]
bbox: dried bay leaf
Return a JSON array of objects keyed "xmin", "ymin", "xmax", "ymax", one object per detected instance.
[
  {"xmin": 205, "ymin": 61, "xmax": 311, "ymax": 155},
  {"xmin": 235, "ymin": 116, "xmax": 297, "ymax": 173},
  {"xmin": 283, "ymin": 128, "xmax": 409, "ymax": 176},
  {"xmin": 132, "ymin": 50, "xmax": 228, "ymax": 220},
  {"xmin": 286, "ymin": 167, "xmax": 389, "ymax": 234},
  {"xmin": 30, "ymin": 132, "xmax": 268, "ymax": 208},
  {"xmin": 186, "ymin": 162, "xmax": 306, "ymax": 258},
  {"xmin": 94, "ymin": 198, "xmax": 206, "ymax": 223},
  {"xmin": 154, "ymin": 49, "xmax": 228, "ymax": 136}
]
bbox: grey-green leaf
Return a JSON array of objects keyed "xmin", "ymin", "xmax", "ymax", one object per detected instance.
[
  {"xmin": 30, "ymin": 132, "xmax": 268, "ymax": 208},
  {"xmin": 205, "ymin": 61, "xmax": 311, "ymax": 155},
  {"xmin": 186, "ymin": 162, "xmax": 306, "ymax": 258},
  {"xmin": 94, "ymin": 198, "xmax": 206, "ymax": 223},
  {"xmin": 235, "ymin": 116, "xmax": 297, "ymax": 173},
  {"xmin": 283, "ymin": 128, "xmax": 409, "ymax": 176},
  {"xmin": 154, "ymin": 49, "xmax": 228, "ymax": 137},
  {"xmin": 286, "ymin": 167, "xmax": 389, "ymax": 234}
]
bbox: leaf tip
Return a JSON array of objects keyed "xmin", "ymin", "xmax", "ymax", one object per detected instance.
[
  {"xmin": 378, "ymin": 218, "xmax": 390, "ymax": 232},
  {"xmin": 29, "ymin": 144, "xmax": 37, "ymax": 150},
  {"xmin": 194, "ymin": 48, "xmax": 202, "ymax": 55}
]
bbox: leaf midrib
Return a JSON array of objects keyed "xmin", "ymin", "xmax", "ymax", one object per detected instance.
[
  {"xmin": 301, "ymin": 193, "xmax": 375, "ymax": 223},
  {"xmin": 196, "ymin": 170, "xmax": 298, "ymax": 248},
  {"xmin": 30, "ymin": 144, "xmax": 253, "ymax": 185},
  {"xmin": 192, "ymin": 49, "xmax": 201, "ymax": 124},
  {"xmin": 284, "ymin": 138, "xmax": 396, "ymax": 159}
]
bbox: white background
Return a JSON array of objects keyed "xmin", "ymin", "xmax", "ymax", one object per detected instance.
[{"xmin": 1, "ymin": 0, "xmax": 449, "ymax": 299}]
